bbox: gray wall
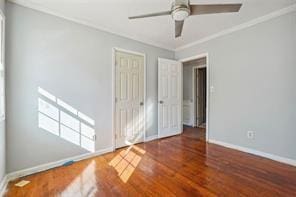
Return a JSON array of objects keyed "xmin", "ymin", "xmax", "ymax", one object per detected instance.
[
  {"xmin": 5, "ymin": 1, "xmax": 296, "ymax": 174},
  {"xmin": 0, "ymin": 0, "xmax": 5, "ymax": 185},
  {"xmin": 5, "ymin": 3, "xmax": 174, "ymax": 172},
  {"xmin": 176, "ymin": 11, "xmax": 296, "ymax": 160},
  {"xmin": 183, "ymin": 59, "xmax": 206, "ymax": 101},
  {"xmin": 0, "ymin": 0, "xmax": 4, "ymax": 11},
  {"xmin": 183, "ymin": 63, "xmax": 194, "ymax": 101}
]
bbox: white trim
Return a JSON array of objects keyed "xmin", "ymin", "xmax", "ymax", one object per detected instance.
[
  {"xmin": 191, "ymin": 65, "xmax": 206, "ymax": 127},
  {"xmin": 112, "ymin": 47, "xmax": 146, "ymax": 150},
  {"xmin": 0, "ymin": 10, "xmax": 6, "ymax": 197},
  {"xmin": 209, "ymin": 139, "xmax": 296, "ymax": 167},
  {"xmin": 180, "ymin": 53, "xmax": 210, "ymax": 142},
  {"xmin": 111, "ymin": 48, "xmax": 116, "ymax": 152},
  {"xmin": 158, "ymin": 131, "xmax": 181, "ymax": 139},
  {"xmin": 180, "ymin": 60, "xmax": 184, "ymax": 131},
  {"xmin": 175, "ymin": 4, "xmax": 296, "ymax": 51},
  {"xmin": 0, "ymin": 9, "xmax": 5, "ymax": 122},
  {"xmin": 6, "ymin": 147, "xmax": 113, "ymax": 182},
  {"xmin": 179, "ymin": 53, "xmax": 208, "ymax": 63},
  {"xmin": 145, "ymin": 135, "xmax": 158, "ymax": 142},
  {"xmin": 8, "ymin": 0, "xmax": 173, "ymax": 51},
  {"xmin": 8, "ymin": 1, "xmax": 296, "ymax": 52},
  {"xmin": 113, "ymin": 47, "xmax": 146, "ymax": 58},
  {"xmin": 0, "ymin": 175, "xmax": 8, "ymax": 197}
]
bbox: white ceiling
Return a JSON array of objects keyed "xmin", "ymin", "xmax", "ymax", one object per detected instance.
[{"xmin": 9, "ymin": 0, "xmax": 296, "ymax": 50}]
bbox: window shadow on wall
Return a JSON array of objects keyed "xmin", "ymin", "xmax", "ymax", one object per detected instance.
[{"xmin": 38, "ymin": 87, "xmax": 96, "ymax": 152}]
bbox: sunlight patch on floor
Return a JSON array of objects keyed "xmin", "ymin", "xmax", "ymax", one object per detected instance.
[
  {"xmin": 61, "ymin": 161, "xmax": 97, "ymax": 197},
  {"xmin": 109, "ymin": 145, "xmax": 145, "ymax": 183}
]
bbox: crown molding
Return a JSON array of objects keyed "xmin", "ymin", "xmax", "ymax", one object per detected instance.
[
  {"xmin": 8, "ymin": 0, "xmax": 175, "ymax": 51},
  {"xmin": 8, "ymin": 1, "xmax": 296, "ymax": 52},
  {"xmin": 175, "ymin": 4, "xmax": 296, "ymax": 51}
]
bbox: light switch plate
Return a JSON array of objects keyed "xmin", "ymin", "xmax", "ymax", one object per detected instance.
[{"xmin": 210, "ymin": 86, "xmax": 215, "ymax": 93}]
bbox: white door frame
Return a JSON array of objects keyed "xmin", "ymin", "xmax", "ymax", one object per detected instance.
[
  {"xmin": 179, "ymin": 53, "xmax": 209, "ymax": 142},
  {"xmin": 192, "ymin": 64, "xmax": 206, "ymax": 127},
  {"xmin": 0, "ymin": 10, "xmax": 5, "ymax": 122},
  {"xmin": 112, "ymin": 47, "xmax": 146, "ymax": 150}
]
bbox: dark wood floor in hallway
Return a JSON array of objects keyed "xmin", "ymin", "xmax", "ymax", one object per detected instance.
[{"xmin": 5, "ymin": 127, "xmax": 296, "ymax": 196}]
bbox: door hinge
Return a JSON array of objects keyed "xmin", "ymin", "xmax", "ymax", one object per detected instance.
[{"xmin": 115, "ymin": 97, "xmax": 118, "ymax": 103}]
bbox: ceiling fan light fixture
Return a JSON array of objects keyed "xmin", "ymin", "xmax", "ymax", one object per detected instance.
[
  {"xmin": 172, "ymin": 8, "xmax": 190, "ymax": 21},
  {"xmin": 128, "ymin": 0, "xmax": 242, "ymax": 38}
]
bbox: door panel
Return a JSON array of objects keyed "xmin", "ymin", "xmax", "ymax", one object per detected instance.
[
  {"xmin": 171, "ymin": 104, "xmax": 178, "ymax": 128},
  {"xmin": 120, "ymin": 73, "xmax": 128, "ymax": 100},
  {"xmin": 158, "ymin": 58, "xmax": 182, "ymax": 138},
  {"xmin": 115, "ymin": 51, "xmax": 144, "ymax": 148},
  {"xmin": 161, "ymin": 104, "xmax": 169, "ymax": 129}
]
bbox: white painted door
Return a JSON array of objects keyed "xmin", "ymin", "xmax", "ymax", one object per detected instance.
[
  {"xmin": 158, "ymin": 58, "xmax": 182, "ymax": 138},
  {"xmin": 115, "ymin": 50, "xmax": 144, "ymax": 148}
]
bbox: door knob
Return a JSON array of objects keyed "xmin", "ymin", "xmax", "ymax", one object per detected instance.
[
  {"xmin": 159, "ymin": 100, "xmax": 164, "ymax": 104},
  {"xmin": 140, "ymin": 102, "xmax": 144, "ymax": 106}
]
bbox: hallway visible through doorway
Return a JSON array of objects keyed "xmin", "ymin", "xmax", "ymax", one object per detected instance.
[
  {"xmin": 183, "ymin": 125, "xmax": 205, "ymax": 141},
  {"xmin": 182, "ymin": 56, "xmax": 207, "ymax": 139},
  {"xmin": 196, "ymin": 67, "xmax": 207, "ymax": 128}
]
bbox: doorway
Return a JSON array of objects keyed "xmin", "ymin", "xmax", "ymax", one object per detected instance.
[
  {"xmin": 181, "ymin": 54, "xmax": 209, "ymax": 141},
  {"xmin": 196, "ymin": 67, "xmax": 207, "ymax": 128},
  {"xmin": 113, "ymin": 48, "xmax": 146, "ymax": 149}
]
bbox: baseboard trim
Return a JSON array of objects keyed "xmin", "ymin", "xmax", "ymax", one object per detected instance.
[
  {"xmin": 145, "ymin": 135, "xmax": 158, "ymax": 142},
  {"xmin": 183, "ymin": 123, "xmax": 193, "ymax": 127},
  {"xmin": 0, "ymin": 175, "xmax": 8, "ymax": 197},
  {"xmin": 158, "ymin": 131, "xmax": 181, "ymax": 139},
  {"xmin": 6, "ymin": 147, "xmax": 114, "ymax": 182},
  {"xmin": 209, "ymin": 139, "xmax": 296, "ymax": 167}
]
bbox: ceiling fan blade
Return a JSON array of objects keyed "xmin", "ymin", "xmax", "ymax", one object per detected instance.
[
  {"xmin": 129, "ymin": 10, "xmax": 171, "ymax": 19},
  {"xmin": 190, "ymin": 4, "xmax": 242, "ymax": 15},
  {"xmin": 175, "ymin": 20, "xmax": 184, "ymax": 38}
]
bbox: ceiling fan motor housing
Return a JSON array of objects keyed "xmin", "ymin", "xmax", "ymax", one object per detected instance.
[{"xmin": 171, "ymin": 0, "xmax": 190, "ymax": 21}]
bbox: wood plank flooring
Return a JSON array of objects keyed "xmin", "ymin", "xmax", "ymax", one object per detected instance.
[{"xmin": 5, "ymin": 127, "xmax": 296, "ymax": 196}]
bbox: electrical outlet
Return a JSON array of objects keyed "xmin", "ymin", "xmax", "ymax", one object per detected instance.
[{"xmin": 247, "ymin": 131, "xmax": 255, "ymax": 139}]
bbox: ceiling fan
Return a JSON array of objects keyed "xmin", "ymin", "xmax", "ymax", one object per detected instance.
[{"xmin": 128, "ymin": 0, "xmax": 242, "ymax": 38}]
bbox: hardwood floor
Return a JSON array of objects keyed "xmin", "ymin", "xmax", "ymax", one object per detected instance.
[
  {"xmin": 183, "ymin": 125, "xmax": 206, "ymax": 140},
  {"xmin": 5, "ymin": 127, "xmax": 296, "ymax": 196}
]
